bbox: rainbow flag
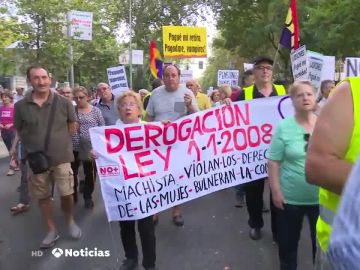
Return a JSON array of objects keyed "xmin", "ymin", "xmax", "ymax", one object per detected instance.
[
  {"xmin": 150, "ymin": 41, "xmax": 163, "ymax": 79},
  {"xmin": 279, "ymin": 0, "xmax": 300, "ymax": 50}
]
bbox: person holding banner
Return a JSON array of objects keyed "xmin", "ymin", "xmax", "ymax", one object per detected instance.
[
  {"xmin": 236, "ymin": 56, "xmax": 287, "ymax": 241},
  {"xmin": 268, "ymin": 81, "xmax": 319, "ymax": 270},
  {"xmin": 116, "ymin": 91, "xmax": 157, "ymax": 270},
  {"xmin": 145, "ymin": 64, "xmax": 199, "ymax": 227}
]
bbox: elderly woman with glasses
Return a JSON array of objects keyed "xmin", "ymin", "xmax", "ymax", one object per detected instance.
[
  {"xmin": 115, "ymin": 91, "xmax": 157, "ymax": 270},
  {"xmin": 267, "ymin": 81, "xmax": 319, "ymax": 270},
  {"xmin": 71, "ymin": 86, "xmax": 105, "ymax": 208}
]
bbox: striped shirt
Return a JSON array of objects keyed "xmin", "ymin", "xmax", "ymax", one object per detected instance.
[{"xmin": 328, "ymin": 156, "xmax": 360, "ymax": 269}]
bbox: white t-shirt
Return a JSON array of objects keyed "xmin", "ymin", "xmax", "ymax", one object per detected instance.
[{"xmin": 146, "ymin": 85, "xmax": 199, "ymax": 121}]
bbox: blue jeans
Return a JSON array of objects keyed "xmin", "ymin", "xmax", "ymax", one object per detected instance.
[{"xmin": 276, "ymin": 204, "xmax": 319, "ymax": 270}]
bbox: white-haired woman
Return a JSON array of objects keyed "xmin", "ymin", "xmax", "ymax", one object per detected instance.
[
  {"xmin": 268, "ymin": 81, "xmax": 319, "ymax": 270},
  {"xmin": 116, "ymin": 91, "xmax": 157, "ymax": 270}
]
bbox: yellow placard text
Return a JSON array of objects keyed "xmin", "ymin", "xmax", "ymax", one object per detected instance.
[{"xmin": 162, "ymin": 26, "xmax": 207, "ymax": 58}]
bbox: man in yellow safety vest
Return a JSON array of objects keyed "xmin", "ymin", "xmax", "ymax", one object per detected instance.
[
  {"xmin": 306, "ymin": 77, "xmax": 360, "ymax": 268},
  {"xmin": 236, "ymin": 56, "xmax": 286, "ymax": 241}
]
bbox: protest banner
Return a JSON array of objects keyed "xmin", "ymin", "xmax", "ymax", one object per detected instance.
[
  {"xmin": 68, "ymin": 10, "xmax": 93, "ymax": 41},
  {"xmin": 290, "ymin": 45, "xmax": 308, "ymax": 81},
  {"xmin": 107, "ymin": 66, "xmax": 128, "ymax": 96},
  {"xmin": 217, "ymin": 70, "xmax": 240, "ymax": 87},
  {"xmin": 180, "ymin": 69, "xmax": 193, "ymax": 84},
  {"xmin": 89, "ymin": 96, "xmax": 294, "ymax": 221},
  {"xmin": 162, "ymin": 26, "xmax": 207, "ymax": 58},
  {"xmin": 307, "ymin": 51, "xmax": 324, "ymax": 93},
  {"xmin": 291, "ymin": 46, "xmax": 324, "ymax": 94},
  {"xmin": 345, "ymin": 57, "xmax": 360, "ymax": 77},
  {"xmin": 321, "ymin": 56, "xmax": 335, "ymax": 81}
]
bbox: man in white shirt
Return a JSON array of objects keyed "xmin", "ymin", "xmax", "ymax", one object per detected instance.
[{"xmin": 146, "ymin": 64, "xmax": 199, "ymax": 226}]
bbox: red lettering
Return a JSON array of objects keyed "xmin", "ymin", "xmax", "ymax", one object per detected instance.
[
  {"xmin": 163, "ymin": 123, "xmax": 178, "ymax": 145},
  {"xmin": 100, "ymin": 167, "xmax": 107, "ymax": 175},
  {"xmin": 234, "ymin": 129, "xmax": 247, "ymax": 150},
  {"xmin": 134, "ymin": 151, "xmax": 156, "ymax": 177},
  {"xmin": 261, "ymin": 123, "xmax": 273, "ymax": 144},
  {"xmin": 190, "ymin": 115, "xmax": 204, "ymax": 139},
  {"xmin": 105, "ymin": 128, "xmax": 125, "ymax": 154},
  {"xmin": 221, "ymin": 130, "xmax": 233, "ymax": 153},
  {"xmin": 214, "ymin": 108, "xmax": 224, "ymax": 130},
  {"xmin": 248, "ymin": 126, "xmax": 261, "ymax": 147},
  {"xmin": 206, "ymin": 133, "xmax": 218, "ymax": 155},
  {"xmin": 119, "ymin": 155, "xmax": 138, "ymax": 180},
  {"xmin": 124, "ymin": 126, "xmax": 144, "ymax": 151},
  {"xmin": 144, "ymin": 124, "xmax": 162, "ymax": 148},
  {"xmin": 187, "ymin": 140, "xmax": 201, "ymax": 161},
  {"xmin": 222, "ymin": 106, "xmax": 235, "ymax": 128},
  {"xmin": 234, "ymin": 103, "xmax": 250, "ymax": 125},
  {"xmin": 178, "ymin": 118, "xmax": 192, "ymax": 141},
  {"xmin": 202, "ymin": 111, "xmax": 216, "ymax": 133},
  {"xmin": 154, "ymin": 146, "xmax": 171, "ymax": 171}
]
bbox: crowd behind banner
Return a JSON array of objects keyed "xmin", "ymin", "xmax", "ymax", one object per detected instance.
[{"xmin": 1, "ymin": 57, "xmax": 353, "ymax": 270}]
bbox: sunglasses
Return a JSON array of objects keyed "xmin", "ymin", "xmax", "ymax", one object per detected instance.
[{"xmin": 304, "ymin": 133, "xmax": 310, "ymax": 152}]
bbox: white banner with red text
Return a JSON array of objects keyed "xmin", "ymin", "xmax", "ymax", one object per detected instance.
[{"xmin": 89, "ymin": 96, "xmax": 294, "ymax": 221}]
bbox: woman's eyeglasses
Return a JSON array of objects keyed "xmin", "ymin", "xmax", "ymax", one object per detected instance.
[
  {"xmin": 304, "ymin": 133, "xmax": 310, "ymax": 152},
  {"xmin": 74, "ymin": 96, "xmax": 86, "ymax": 100}
]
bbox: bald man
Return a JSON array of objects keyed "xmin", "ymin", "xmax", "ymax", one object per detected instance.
[{"xmin": 186, "ymin": 79, "xmax": 211, "ymax": 111}]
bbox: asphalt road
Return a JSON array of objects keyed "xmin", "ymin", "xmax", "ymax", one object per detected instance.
[{"xmin": 0, "ymin": 152, "xmax": 314, "ymax": 270}]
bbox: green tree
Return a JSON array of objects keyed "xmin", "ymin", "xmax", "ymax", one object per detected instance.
[
  {"xmin": 211, "ymin": 0, "xmax": 360, "ymax": 83},
  {"xmin": 1, "ymin": 0, "xmax": 120, "ymax": 86},
  {"xmin": 201, "ymin": 44, "xmax": 246, "ymax": 90},
  {"xmin": 0, "ymin": 17, "xmax": 22, "ymax": 75},
  {"xmin": 106, "ymin": 0, "xmax": 219, "ymax": 90},
  {"xmin": 302, "ymin": 0, "xmax": 360, "ymax": 57},
  {"xmin": 206, "ymin": 0, "xmax": 320, "ymax": 83}
]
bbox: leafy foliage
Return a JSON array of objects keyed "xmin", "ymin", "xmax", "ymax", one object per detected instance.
[{"xmin": 204, "ymin": 0, "xmax": 360, "ymax": 85}]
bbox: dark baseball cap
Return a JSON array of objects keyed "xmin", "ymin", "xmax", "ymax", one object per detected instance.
[{"xmin": 253, "ymin": 56, "xmax": 274, "ymax": 66}]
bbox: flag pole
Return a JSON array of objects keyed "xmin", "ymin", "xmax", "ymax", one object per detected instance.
[{"xmin": 272, "ymin": 43, "xmax": 282, "ymax": 74}]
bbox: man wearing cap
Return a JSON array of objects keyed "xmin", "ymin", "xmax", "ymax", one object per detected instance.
[{"xmin": 236, "ymin": 56, "xmax": 286, "ymax": 241}]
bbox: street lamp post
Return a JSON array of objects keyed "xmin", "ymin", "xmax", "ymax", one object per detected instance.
[
  {"xmin": 67, "ymin": 11, "xmax": 75, "ymax": 88},
  {"xmin": 129, "ymin": 0, "xmax": 133, "ymax": 89}
]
